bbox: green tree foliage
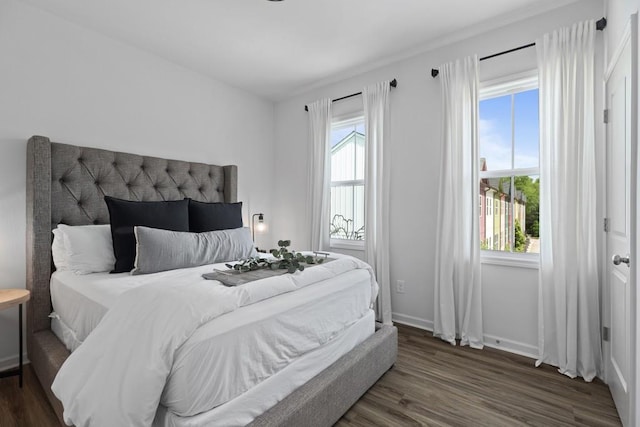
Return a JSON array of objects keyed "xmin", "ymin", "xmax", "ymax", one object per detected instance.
[
  {"xmin": 514, "ymin": 176, "xmax": 540, "ymax": 237},
  {"xmin": 514, "ymin": 219, "xmax": 526, "ymax": 252}
]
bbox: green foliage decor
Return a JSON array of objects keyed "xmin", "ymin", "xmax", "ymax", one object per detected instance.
[{"xmin": 226, "ymin": 240, "xmax": 325, "ymax": 274}]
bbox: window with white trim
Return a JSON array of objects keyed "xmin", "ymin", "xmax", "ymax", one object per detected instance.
[
  {"xmin": 329, "ymin": 117, "xmax": 365, "ymax": 247},
  {"xmin": 479, "ymin": 73, "xmax": 540, "ymax": 254}
]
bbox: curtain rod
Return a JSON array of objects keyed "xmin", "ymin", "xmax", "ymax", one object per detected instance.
[
  {"xmin": 430, "ymin": 17, "xmax": 607, "ymax": 78},
  {"xmin": 304, "ymin": 79, "xmax": 397, "ymax": 111}
]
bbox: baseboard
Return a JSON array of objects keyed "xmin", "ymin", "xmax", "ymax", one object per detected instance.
[
  {"xmin": 392, "ymin": 312, "xmax": 433, "ymax": 330},
  {"xmin": 392, "ymin": 312, "xmax": 538, "ymax": 360},
  {"xmin": 483, "ymin": 334, "xmax": 538, "ymax": 360},
  {"xmin": 0, "ymin": 353, "xmax": 29, "ymax": 371}
]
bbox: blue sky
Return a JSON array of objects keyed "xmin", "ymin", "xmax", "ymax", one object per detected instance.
[
  {"xmin": 331, "ymin": 122, "xmax": 365, "ymax": 147},
  {"xmin": 479, "ymin": 89, "xmax": 539, "ymax": 171}
]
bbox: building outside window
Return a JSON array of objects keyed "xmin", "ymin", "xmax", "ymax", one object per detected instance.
[
  {"xmin": 479, "ymin": 73, "xmax": 540, "ymax": 254},
  {"xmin": 329, "ymin": 117, "xmax": 365, "ymax": 245}
]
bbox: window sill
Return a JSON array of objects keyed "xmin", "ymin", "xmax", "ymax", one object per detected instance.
[
  {"xmin": 330, "ymin": 239, "xmax": 365, "ymax": 251},
  {"xmin": 481, "ymin": 252, "xmax": 539, "ymax": 269}
]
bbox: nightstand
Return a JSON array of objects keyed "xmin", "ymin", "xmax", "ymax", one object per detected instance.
[{"xmin": 0, "ymin": 289, "xmax": 30, "ymax": 387}]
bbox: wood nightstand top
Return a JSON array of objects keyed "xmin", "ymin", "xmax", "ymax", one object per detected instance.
[{"xmin": 0, "ymin": 289, "xmax": 30, "ymax": 310}]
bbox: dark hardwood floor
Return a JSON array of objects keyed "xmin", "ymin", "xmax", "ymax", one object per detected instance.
[
  {"xmin": 0, "ymin": 366, "xmax": 58, "ymax": 427},
  {"xmin": 338, "ymin": 324, "xmax": 621, "ymax": 426},
  {"xmin": 0, "ymin": 324, "xmax": 622, "ymax": 426}
]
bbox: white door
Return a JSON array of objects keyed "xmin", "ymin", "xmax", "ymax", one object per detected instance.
[{"xmin": 604, "ymin": 14, "xmax": 637, "ymax": 427}]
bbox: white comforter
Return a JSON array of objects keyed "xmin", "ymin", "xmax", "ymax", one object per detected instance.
[{"xmin": 51, "ymin": 256, "xmax": 378, "ymax": 427}]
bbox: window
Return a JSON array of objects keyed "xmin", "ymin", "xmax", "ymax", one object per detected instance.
[
  {"xmin": 479, "ymin": 73, "xmax": 540, "ymax": 254},
  {"xmin": 329, "ymin": 117, "xmax": 365, "ymax": 245}
]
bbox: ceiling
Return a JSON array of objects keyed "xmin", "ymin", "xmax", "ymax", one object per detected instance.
[{"xmin": 24, "ymin": 0, "xmax": 579, "ymax": 100}]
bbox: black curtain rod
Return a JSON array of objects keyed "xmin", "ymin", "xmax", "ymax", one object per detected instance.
[
  {"xmin": 304, "ymin": 78, "xmax": 397, "ymax": 111},
  {"xmin": 431, "ymin": 17, "xmax": 607, "ymax": 78}
]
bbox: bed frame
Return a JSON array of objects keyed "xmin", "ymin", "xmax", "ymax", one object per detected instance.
[{"xmin": 25, "ymin": 135, "xmax": 397, "ymax": 426}]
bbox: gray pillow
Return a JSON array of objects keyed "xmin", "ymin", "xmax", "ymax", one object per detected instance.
[{"xmin": 132, "ymin": 226, "xmax": 258, "ymax": 275}]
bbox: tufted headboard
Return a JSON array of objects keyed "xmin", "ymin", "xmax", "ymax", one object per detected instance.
[{"xmin": 26, "ymin": 135, "xmax": 238, "ymax": 334}]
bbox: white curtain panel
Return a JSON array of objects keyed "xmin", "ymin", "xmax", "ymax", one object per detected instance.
[
  {"xmin": 307, "ymin": 98, "xmax": 332, "ymax": 251},
  {"xmin": 434, "ymin": 56, "xmax": 483, "ymax": 348},
  {"xmin": 363, "ymin": 82, "xmax": 392, "ymax": 325},
  {"xmin": 536, "ymin": 20, "xmax": 602, "ymax": 381}
]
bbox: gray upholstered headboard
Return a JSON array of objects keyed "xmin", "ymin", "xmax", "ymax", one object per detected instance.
[{"xmin": 26, "ymin": 135, "xmax": 238, "ymax": 335}]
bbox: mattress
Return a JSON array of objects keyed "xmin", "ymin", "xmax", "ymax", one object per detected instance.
[
  {"xmin": 51, "ymin": 267, "xmax": 207, "ymax": 347},
  {"xmin": 50, "ymin": 261, "xmax": 374, "ymax": 417}
]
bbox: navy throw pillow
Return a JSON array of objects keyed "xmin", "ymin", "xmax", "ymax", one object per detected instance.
[
  {"xmin": 188, "ymin": 199, "xmax": 243, "ymax": 233},
  {"xmin": 105, "ymin": 196, "xmax": 190, "ymax": 273}
]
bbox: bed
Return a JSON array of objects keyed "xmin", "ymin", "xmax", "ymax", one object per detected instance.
[{"xmin": 25, "ymin": 135, "xmax": 397, "ymax": 426}]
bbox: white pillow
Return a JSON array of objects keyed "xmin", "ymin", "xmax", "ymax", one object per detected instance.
[
  {"xmin": 54, "ymin": 224, "xmax": 115, "ymax": 274},
  {"xmin": 52, "ymin": 228, "xmax": 70, "ymax": 271}
]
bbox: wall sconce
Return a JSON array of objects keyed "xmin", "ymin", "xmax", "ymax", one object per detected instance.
[{"xmin": 252, "ymin": 213, "xmax": 265, "ymax": 242}]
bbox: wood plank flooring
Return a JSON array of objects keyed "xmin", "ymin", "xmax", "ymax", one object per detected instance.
[
  {"xmin": 0, "ymin": 366, "xmax": 58, "ymax": 427},
  {"xmin": 338, "ymin": 324, "xmax": 621, "ymax": 426},
  {"xmin": 0, "ymin": 324, "xmax": 621, "ymax": 426}
]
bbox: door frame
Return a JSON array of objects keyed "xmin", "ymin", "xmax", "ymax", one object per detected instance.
[
  {"xmin": 603, "ymin": 12, "xmax": 638, "ymax": 426},
  {"xmin": 632, "ymin": 12, "xmax": 639, "ymax": 427}
]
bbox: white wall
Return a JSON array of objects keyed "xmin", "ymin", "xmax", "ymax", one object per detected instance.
[
  {"xmin": 273, "ymin": 0, "xmax": 604, "ymax": 358},
  {"xmin": 0, "ymin": 0, "xmax": 275, "ymax": 368}
]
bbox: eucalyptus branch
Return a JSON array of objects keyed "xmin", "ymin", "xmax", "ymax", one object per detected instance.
[{"xmin": 226, "ymin": 240, "xmax": 325, "ymax": 274}]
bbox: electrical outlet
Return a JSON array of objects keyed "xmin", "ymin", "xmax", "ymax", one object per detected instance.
[{"xmin": 396, "ymin": 280, "xmax": 406, "ymax": 294}]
